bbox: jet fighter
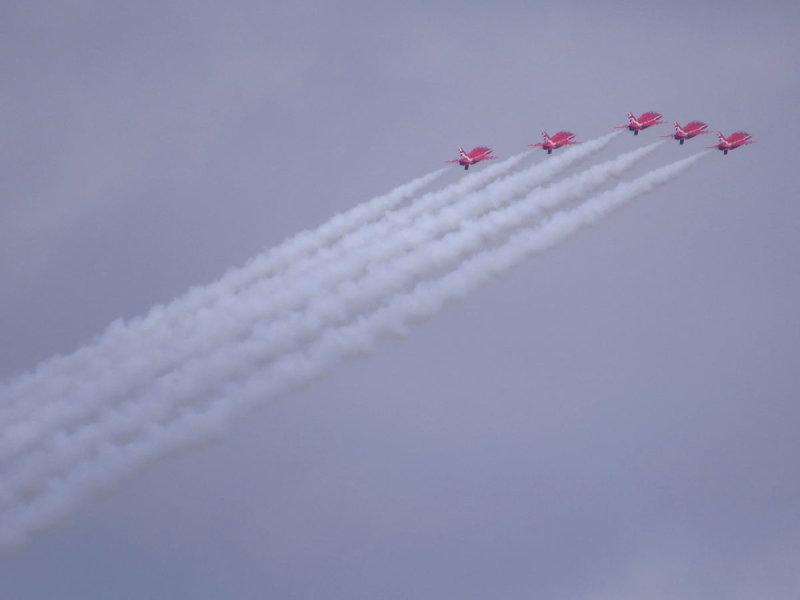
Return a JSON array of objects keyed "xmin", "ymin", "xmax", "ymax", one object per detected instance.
[
  {"xmin": 617, "ymin": 111, "xmax": 666, "ymax": 135},
  {"xmin": 446, "ymin": 146, "xmax": 495, "ymax": 170},
  {"xmin": 662, "ymin": 121, "xmax": 711, "ymax": 144},
  {"xmin": 529, "ymin": 131, "xmax": 579, "ymax": 154},
  {"xmin": 707, "ymin": 131, "xmax": 755, "ymax": 155}
]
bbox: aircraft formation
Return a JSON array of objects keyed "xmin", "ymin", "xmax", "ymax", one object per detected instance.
[{"xmin": 448, "ymin": 111, "xmax": 755, "ymax": 167}]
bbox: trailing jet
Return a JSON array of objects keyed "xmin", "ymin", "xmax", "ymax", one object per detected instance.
[
  {"xmin": 662, "ymin": 121, "xmax": 710, "ymax": 144},
  {"xmin": 707, "ymin": 131, "xmax": 755, "ymax": 155},
  {"xmin": 529, "ymin": 131, "xmax": 579, "ymax": 154},
  {"xmin": 617, "ymin": 111, "xmax": 666, "ymax": 135},
  {"xmin": 446, "ymin": 146, "xmax": 495, "ymax": 170}
]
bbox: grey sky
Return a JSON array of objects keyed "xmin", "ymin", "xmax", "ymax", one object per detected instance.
[{"xmin": 2, "ymin": 1, "xmax": 799, "ymax": 599}]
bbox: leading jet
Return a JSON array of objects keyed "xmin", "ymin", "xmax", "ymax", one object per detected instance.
[{"xmin": 707, "ymin": 131, "xmax": 755, "ymax": 155}]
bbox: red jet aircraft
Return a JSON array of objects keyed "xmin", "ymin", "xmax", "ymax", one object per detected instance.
[
  {"xmin": 662, "ymin": 121, "xmax": 710, "ymax": 145},
  {"xmin": 617, "ymin": 111, "xmax": 666, "ymax": 135},
  {"xmin": 529, "ymin": 131, "xmax": 579, "ymax": 154},
  {"xmin": 447, "ymin": 146, "xmax": 495, "ymax": 170},
  {"xmin": 707, "ymin": 131, "xmax": 755, "ymax": 155}
]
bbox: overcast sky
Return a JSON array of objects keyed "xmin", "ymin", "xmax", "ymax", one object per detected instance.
[{"xmin": 2, "ymin": 1, "xmax": 799, "ymax": 598}]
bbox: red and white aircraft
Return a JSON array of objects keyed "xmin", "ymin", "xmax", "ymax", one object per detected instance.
[
  {"xmin": 707, "ymin": 131, "xmax": 755, "ymax": 155},
  {"xmin": 529, "ymin": 131, "xmax": 579, "ymax": 154},
  {"xmin": 662, "ymin": 121, "xmax": 711, "ymax": 144},
  {"xmin": 617, "ymin": 111, "xmax": 666, "ymax": 135},
  {"xmin": 447, "ymin": 146, "xmax": 495, "ymax": 170}
]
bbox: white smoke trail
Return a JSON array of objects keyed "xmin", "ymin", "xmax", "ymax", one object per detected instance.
[
  {"xmin": 0, "ymin": 152, "xmax": 704, "ymax": 550},
  {"xmin": 0, "ymin": 136, "xmax": 629, "ymax": 473},
  {"xmin": 0, "ymin": 152, "xmax": 536, "ymax": 431},
  {"xmin": 0, "ymin": 168, "xmax": 446, "ymax": 426},
  {"xmin": 0, "ymin": 136, "xmax": 616, "ymax": 465},
  {"xmin": 0, "ymin": 143, "xmax": 663, "ymax": 534},
  {"xmin": 0, "ymin": 141, "xmax": 589, "ymax": 431},
  {"xmin": 0, "ymin": 156, "xmax": 523, "ymax": 455}
]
